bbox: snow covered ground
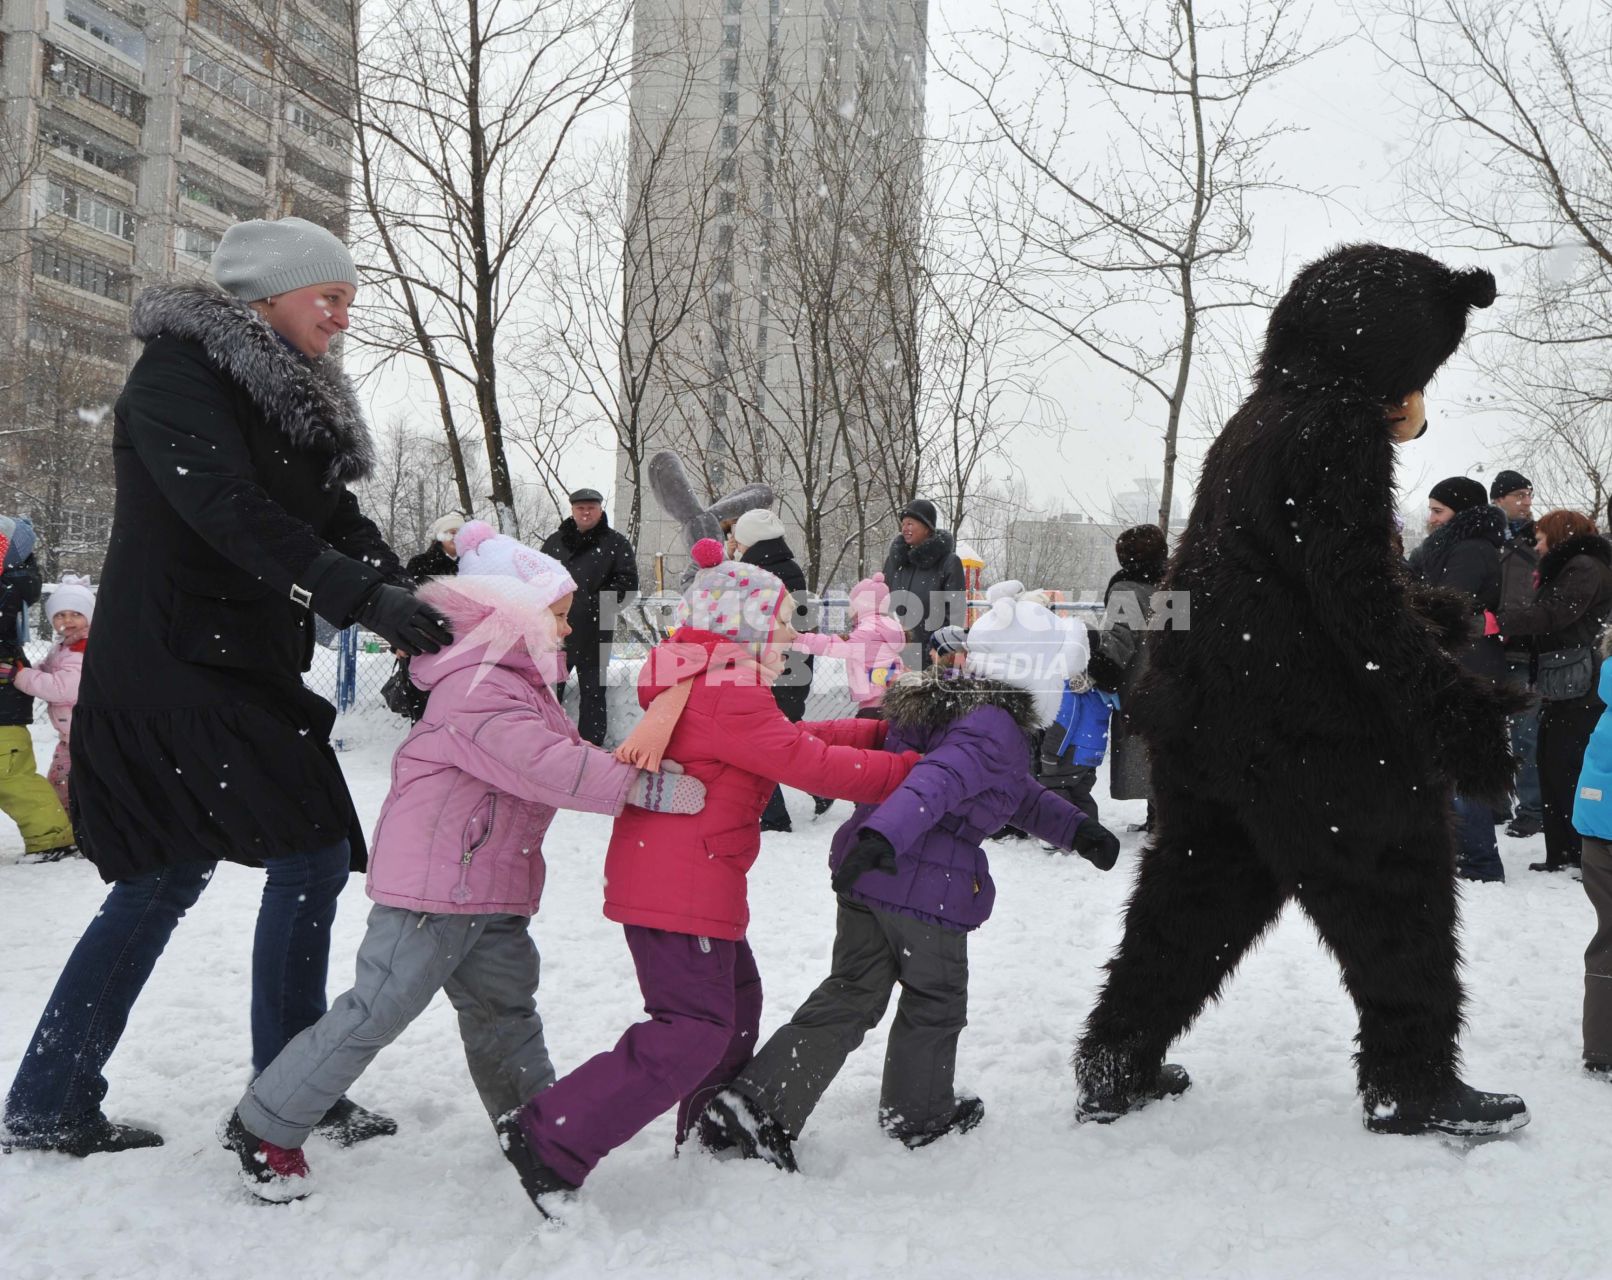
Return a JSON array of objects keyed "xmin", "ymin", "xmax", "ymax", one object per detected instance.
[{"xmin": 2, "ymin": 709, "xmax": 1607, "ymax": 1280}]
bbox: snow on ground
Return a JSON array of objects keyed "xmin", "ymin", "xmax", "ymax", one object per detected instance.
[{"xmin": 2, "ymin": 710, "xmax": 1607, "ymax": 1280}]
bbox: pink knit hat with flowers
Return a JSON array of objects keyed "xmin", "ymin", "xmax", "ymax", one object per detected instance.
[
  {"xmin": 676, "ymin": 538, "xmax": 789, "ymax": 643},
  {"xmin": 453, "ymin": 519, "xmax": 576, "ymax": 608}
]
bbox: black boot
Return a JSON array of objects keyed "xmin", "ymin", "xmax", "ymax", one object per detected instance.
[
  {"xmin": 1504, "ymin": 815, "xmax": 1542, "ymax": 838},
  {"xmin": 1362, "ymin": 1081, "xmax": 1529, "ymax": 1136},
  {"xmin": 813, "ymin": 796, "xmax": 835, "ymax": 818},
  {"xmin": 1528, "ymin": 860, "xmax": 1571, "ymax": 873},
  {"xmin": 701, "ymin": 1091, "xmax": 798, "ymax": 1172},
  {"xmin": 21, "ymin": 844, "xmax": 81, "ymax": 864},
  {"xmin": 1586, "ymin": 1062, "xmax": 1612, "ymax": 1081},
  {"xmin": 888, "ymin": 1095, "xmax": 986, "ymax": 1149},
  {"xmin": 1076, "ymin": 1062, "xmax": 1191, "ymax": 1124},
  {"xmin": 220, "ymin": 1111, "xmax": 311, "ymax": 1202},
  {"xmin": 4, "ymin": 1114, "xmax": 163, "ymax": 1157},
  {"xmin": 312, "ymin": 1096, "xmax": 397, "ymax": 1147},
  {"xmin": 495, "ymin": 1111, "xmax": 577, "ymax": 1219}
]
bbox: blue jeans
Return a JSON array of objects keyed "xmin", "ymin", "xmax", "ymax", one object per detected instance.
[
  {"xmin": 1506, "ymin": 662, "xmax": 1542, "ymax": 822},
  {"xmin": 4, "ymin": 841, "xmax": 350, "ymax": 1138},
  {"xmin": 1453, "ymin": 794, "xmax": 1504, "ymax": 882}
]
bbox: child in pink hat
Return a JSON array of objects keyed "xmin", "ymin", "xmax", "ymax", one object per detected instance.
[{"xmin": 792, "ymin": 571, "xmax": 906, "ymax": 713}]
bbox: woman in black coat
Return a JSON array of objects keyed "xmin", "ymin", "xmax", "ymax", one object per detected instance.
[
  {"xmin": 1407, "ymin": 477, "xmax": 1508, "ymax": 880},
  {"xmin": 1499, "ymin": 509, "xmax": 1612, "ymax": 872},
  {"xmin": 4, "ymin": 219, "xmax": 449, "ymax": 1157}
]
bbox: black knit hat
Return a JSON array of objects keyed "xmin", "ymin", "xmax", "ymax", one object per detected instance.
[
  {"xmin": 898, "ymin": 498, "xmax": 938, "ymax": 531},
  {"xmin": 1429, "ymin": 476, "xmax": 1489, "ymax": 514},
  {"xmin": 1489, "ymin": 470, "xmax": 1532, "ymax": 501}
]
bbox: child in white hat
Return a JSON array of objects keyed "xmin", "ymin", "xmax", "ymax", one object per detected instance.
[{"xmin": 14, "ymin": 575, "xmax": 95, "ymax": 830}]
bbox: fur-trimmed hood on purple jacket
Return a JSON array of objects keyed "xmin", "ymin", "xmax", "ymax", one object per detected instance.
[
  {"xmin": 365, "ymin": 575, "xmax": 634, "ymax": 916},
  {"xmin": 828, "ymin": 668, "xmax": 1088, "ymax": 930}
]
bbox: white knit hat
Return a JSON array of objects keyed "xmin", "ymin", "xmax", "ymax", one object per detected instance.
[
  {"xmin": 733, "ymin": 507, "xmax": 785, "ymax": 548},
  {"xmin": 430, "ymin": 511, "xmax": 466, "ymax": 543},
  {"xmin": 45, "ymin": 574, "xmax": 96, "ymax": 625},
  {"xmin": 964, "ymin": 580, "xmax": 1089, "ymax": 725},
  {"xmin": 454, "ymin": 520, "xmax": 576, "ymax": 609}
]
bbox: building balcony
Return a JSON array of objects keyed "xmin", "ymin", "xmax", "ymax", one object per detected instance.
[
  {"xmin": 178, "ymin": 133, "xmax": 271, "ymax": 197},
  {"xmin": 31, "ymin": 272, "xmax": 133, "ymax": 327},
  {"xmin": 40, "ymin": 79, "xmax": 143, "ymax": 147},
  {"xmin": 43, "ymin": 150, "xmax": 138, "ymax": 206}
]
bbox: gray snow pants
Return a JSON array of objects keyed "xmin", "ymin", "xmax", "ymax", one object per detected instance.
[
  {"xmin": 237, "ymin": 905, "xmax": 555, "ymax": 1149},
  {"xmin": 730, "ymin": 895, "xmax": 969, "ymax": 1141},
  {"xmin": 1584, "ymin": 837, "xmax": 1612, "ymax": 1067}
]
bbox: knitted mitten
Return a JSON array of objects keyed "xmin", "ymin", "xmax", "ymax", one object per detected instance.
[{"xmin": 627, "ymin": 763, "xmax": 706, "ymax": 815}]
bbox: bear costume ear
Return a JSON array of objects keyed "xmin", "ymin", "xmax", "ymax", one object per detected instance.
[{"xmin": 1451, "ymin": 267, "xmax": 1497, "ymax": 309}]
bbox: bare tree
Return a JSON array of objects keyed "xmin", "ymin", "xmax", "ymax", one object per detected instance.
[
  {"xmin": 942, "ymin": 0, "xmax": 1329, "ymax": 529},
  {"xmin": 1368, "ymin": 0, "xmax": 1611, "ymax": 511}
]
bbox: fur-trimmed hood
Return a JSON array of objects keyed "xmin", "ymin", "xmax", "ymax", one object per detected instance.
[
  {"xmin": 131, "ymin": 283, "xmax": 374, "ymax": 487},
  {"xmin": 411, "ymin": 574, "xmax": 564, "ymax": 688},
  {"xmin": 881, "ymin": 667, "xmax": 1040, "ymax": 735},
  {"xmin": 886, "ymin": 527, "xmax": 958, "ymax": 571},
  {"xmin": 1538, "ymin": 532, "xmax": 1612, "ymax": 588}
]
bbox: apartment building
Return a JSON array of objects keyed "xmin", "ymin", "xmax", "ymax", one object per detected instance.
[{"xmin": 0, "ymin": 0, "xmax": 354, "ymax": 577}]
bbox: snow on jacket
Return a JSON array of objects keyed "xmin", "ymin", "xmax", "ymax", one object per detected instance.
[
  {"xmin": 1574, "ymin": 654, "xmax": 1612, "ymax": 842},
  {"xmin": 13, "ymin": 642, "xmax": 82, "ymax": 742},
  {"xmin": 605, "ymin": 628, "xmax": 919, "ymax": 941},
  {"xmin": 793, "ymin": 611, "xmax": 906, "ymax": 708},
  {"xmin": 829, "ymin": 669, "xmax": 1089, "ymax": 931},
  {"xmin": 366, "ymin": 575, "xmax": 635, "ymax": 916}
]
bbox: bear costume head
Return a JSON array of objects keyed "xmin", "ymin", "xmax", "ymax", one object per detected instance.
[{"xmin": 1256, "ymin": 244, "xmax": 1496, "ymax": 404}]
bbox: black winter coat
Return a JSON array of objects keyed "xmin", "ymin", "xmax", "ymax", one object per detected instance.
[
  {"xmin": 740, "ymin": 536, "xmax": 814, "ymax": 714},
  {"xmin": 1091, "ymin": 570, "xmax": 1163, "ymax": 800},
  {"xmin": 404, "ymin": 541, "xmax": 458, "ymax": 584},
  {"xmin": 881, "ymin": 529, "xmax": 966, "ymax": 657},
  {"xmin": 71, "ymin": 284, "xmax": 404, "ymax": 883},
  {"xmin": 1407, "ymin": 505, "xmax": 1506, "ymax": 682},
  {"xmin": 1498, "ymin": 534, "xmax": 1612, "ymax": 704},
  {"xmin": 0, "ymin": 553, "xmax": 42, "ymax": 727},
  {"xmin": 1497, "ymin": 519, "xmax": 1539, "ymax": 658},
  {"xmin": 540, "ymin": 515, "xmax": 638, "ymax": 641}
]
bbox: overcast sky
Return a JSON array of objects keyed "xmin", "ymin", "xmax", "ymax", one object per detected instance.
[{"xmin": 356, "ymin": 0, "xmax": 1547, "ymax": 538}]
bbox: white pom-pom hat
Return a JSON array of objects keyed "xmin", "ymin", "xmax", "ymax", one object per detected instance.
[
  {"xmin": 964, "ymin": 580, "xmax": 1090, "ymax": 725},
  {"xmin": 453, "ymin": 520, "xmax": 576, "ymax": 609}
]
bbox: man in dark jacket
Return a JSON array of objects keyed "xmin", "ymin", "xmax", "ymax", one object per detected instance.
[
  {"xmin": 541, "ymin": 488, "xmax": 638, "ymax": 745},
  {"xmin": 0, "ymin": 516, "xmax": 75, "ymax": 859},
  {"xmin": 4, "ymin": 217, "xmax": 449, "ymax": 1158},
  {"xmin": 1408, "ymin": 476, "xmax": 1508, "ymax": 880},
  {"xmin": 1492, "ymin": 470, "xmax": 1542, "ymax": 836},
  {"xmin": 881, "ymin": 498, "xmax": 967, "ymax": 667}
]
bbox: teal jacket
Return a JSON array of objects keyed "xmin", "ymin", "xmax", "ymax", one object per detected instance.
[{"xmin": 1574, "ymin": 661, "xmax": 1612, "ymax": 842}]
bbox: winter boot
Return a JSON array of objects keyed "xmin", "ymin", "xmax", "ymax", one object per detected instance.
[
  {"xmin": 495, "ymin": 1111, "xmax": 577, "ymax": 1220},
  {"xmin": 3, "ymin": 1114, "xmax": 163, "ymax": 1157},
  {"xmin": 221, "ymin": 1111, "xmax": 311, "ymax": 1202},
  {"xmin": 813, "ymin": 796, "xmax": 835, "ymax": 818},
  {"xmin": 1362, "ymin": 1081, "xmax": 1529, "ymax": 1136},
  {"xmin": 21, "ymin": 844, "xmax": 80, "ymax": 864},
  {"xmin": 312, "ymin": 1096, "xmax": 397, "ymax": 1147},
  {"xmin": 1504, "ymin": 815, "xmax": 1542, "ymax": 838},
  {"xmin": 701, "ymin": 1091, "xmax": 799, "ymax": 1172},
  {"xmin": 1585, "ymin": 1062, "xmax": 1611, "ymax": 1081},
  {"xmin": 888, "ymin": 1096, "xmax": 985, "ymax": 1150},
  {"xmin": 1076, "ymin": 1062, "xmax": 1191, "ymax": 1124}
]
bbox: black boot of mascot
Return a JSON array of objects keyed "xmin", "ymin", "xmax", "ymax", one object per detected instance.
[{"xmin": 1074, "ymin": 244, "xmax": 1530, "ymax": 1138}]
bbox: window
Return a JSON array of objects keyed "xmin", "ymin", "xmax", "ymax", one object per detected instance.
[
  {"xmin": 186, "ymin": 51, "xmax": 273, "ymax": 115},
  {"xmin": 45, "ymin": 176, "xmax": 137, "ymax": 240},
  {"xmin": 32, "ymin": 244, "xmax": 131, "ymax": 302},
  {"xmin": 305, "ymin": 0, "xmax": 351, "ymax": 24},
  {"xmin": 286, "ymin": 60, "xmax": 351, "ymax": 114},
  {"xmin": 721, "ymin": 56, "xmax": 737, "ymax": 84},
  {"xmin": 40, "ymin": 124, "xmax": 135, "ymax": 178},
  {"xmin": 59, "ymin": 506, "xmax": 114, "ymax": 547},
  {"xmin": 723, "ymin": 23, "xmax": 740, "ymax": 47},
  {"xmin": 27, "ymin": 313, "xmax": 129, "ymax": 362},
  {"xmin": 725, "ymin": 0, "xmax": 743, "ymax": 12},
  {"xmin": 721, "ymin": 90, "xmax": 738, "ymax": 114},
  {"xmin": 291, "ymin": 15, "xmax": 344, "ymax": 66},
  {"xmin": 181, "ymin": 118, "xmax": 270, "ymax": 176},
  {"xmin": 175, "ymin": 225, "xmax": 221, "ymax": 262},
  {"xmin": 192, "ymin": 0, "xmax": 267, "ymax": 62},
  {"xmin": 179, "ymin": 174, "xmax": 260, "ymax": 220},
  {"xmin": 64, "ymin": 1, "xmax": 145, "ymax": 62},
  {"xmin": 719, "ymin": 156, "xmax": 736, "ymax": 179},
  {"xmin": 285, "ymin": 149, "xmax": 350, "ymax": 199},
  {"xmin": 718, "ymin": 191, "xmax": 735, "ymax": 214},
  {"xmin": 721, "ymin": 124, "xmax": 738, "ymax": 148},
  {"xmin": 285, "ymin": 101, "xmax": 345, "ymax": 149},
  {"xmin": 43, "ymin": 45, "xmax": 145, "ymax": 123}
]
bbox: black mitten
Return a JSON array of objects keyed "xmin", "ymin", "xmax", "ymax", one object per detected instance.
[
  {"xmin": 832, "ymin": 829, "xmax": 898, "ymax": 895},
  {"xmin": 1070, "ymin": 818, "xmax": 1121, "ymax": 870}
]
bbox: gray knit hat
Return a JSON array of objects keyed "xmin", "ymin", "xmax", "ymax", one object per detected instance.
[{"xmin": 212, "ymin": 216, "xmax": 358, "ymax": 302}]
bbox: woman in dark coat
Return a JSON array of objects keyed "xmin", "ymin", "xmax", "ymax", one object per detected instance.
[
  {"xmin": 1407, "ymin": 476, "xmax": 1508, "ymax": 880},
  {"xmin": 1498, "ymin": 509, "xmax": 1612, "ymax": 872},
  {"xmin": 733, "ymin": 507, "xmax": 816, "ymax": 831},
  {"xmin": 881, "ymin": 498, "xmax": 967, "ymax": 666},
  {"xmin": 4, "ymin": 218, "xmax": 450, "ymax": 1157}
]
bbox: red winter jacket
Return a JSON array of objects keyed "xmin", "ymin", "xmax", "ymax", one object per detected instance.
[{"xmin": 604, "ymin": 629, "xmax": 918, "ymax": 940}]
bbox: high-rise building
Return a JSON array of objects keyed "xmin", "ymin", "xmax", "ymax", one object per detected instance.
[
  {"xmin": 0, "ymin": 0, "xmax": 355, "ymax": 579},
  {"xmin": 616, "ymin": 0, "xmax": 927, "ymax": 591}
]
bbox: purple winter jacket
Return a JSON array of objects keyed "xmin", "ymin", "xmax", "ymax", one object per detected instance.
[{"xmin": 827, "ymin": 669, "xmax": 1088, "ymax": 930}]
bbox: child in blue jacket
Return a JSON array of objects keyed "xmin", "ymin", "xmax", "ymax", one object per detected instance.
[{"xmin": 1574, "ymin": 638, "xmax": 1612, "ymax": 1079}]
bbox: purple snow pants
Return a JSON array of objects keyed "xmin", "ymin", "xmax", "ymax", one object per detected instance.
[{"xmin": 518, "ymin": 925, "xmax": 762, "ymax": 1187}]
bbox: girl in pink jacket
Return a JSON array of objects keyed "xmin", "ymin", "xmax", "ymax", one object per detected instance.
[
  {"xmin": 496, "ymin": 540, "xmax": 918, "ymax": 1218},
  {"xmin": 791, "ymin": 571, "xmax": 906, "ymax": 711},
  {"xmin": 14, "ymin": 575, "xmax": 94, "ymax": 812},
  {"xmin": 221, "ymin": 528, "xmax": 706, "ymax": 1202}
]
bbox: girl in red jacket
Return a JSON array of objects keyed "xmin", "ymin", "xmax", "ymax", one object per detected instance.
[{"xmin": 497, "ymin": 539, "xmax": 918, "ymax": 1216}]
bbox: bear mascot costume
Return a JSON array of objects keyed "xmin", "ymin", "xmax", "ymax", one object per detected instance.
[{"xmin": 1073, "ymin": 244, "xmax": 1530, "ymax": 1137}]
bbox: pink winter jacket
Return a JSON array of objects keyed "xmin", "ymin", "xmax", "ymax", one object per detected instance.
[
  {"xmin": 793, "ymin": 611, "xmax": 906, "ymax": 708},
  {"xmin": 14, "ymin": 642, "xmax": 83, "ymax": 742},
  {"xmin": 365, "ymin": 577, "xmax": 636, "ymax": 917}
]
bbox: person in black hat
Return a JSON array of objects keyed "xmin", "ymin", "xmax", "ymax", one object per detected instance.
[
  {"xmin": 541, "ymin": 488, "xmax": 638, "ymax": 744},
  {"xmin": 881, "ymin": 498, "xmax": 966, "ymax": 666},
  {"xmin": 1489, "ymin": 470, "xmax": 1542, "ymax": 836}
]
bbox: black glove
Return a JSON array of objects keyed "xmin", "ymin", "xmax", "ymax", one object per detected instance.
[
  {"xmin": 354, "ymin": 583, "xmax": 453, "ymax": 657},
  {"xmin": 1069, "ymin": 817, "xmax": 1120, "ymax": 871},
  {"xmin": 832, "ymin": 829, "xmax": 898, "ymax": 896}
]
